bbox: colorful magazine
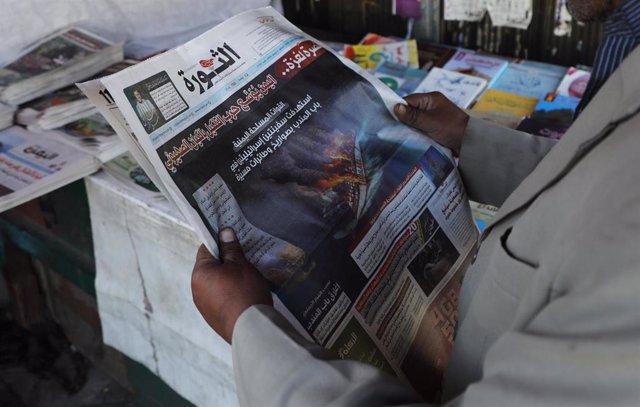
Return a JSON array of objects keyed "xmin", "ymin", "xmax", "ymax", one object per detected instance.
[
  {"xmin": 442, "ymin": 50, "xmax": 509, "ymax": 86},
  {"xmin": 556, "ymin": 67, "xmax": 591, "ymax": 99},
  {"xmin": 414, "ymin": 67, "xmax": 487, "ymax": 109},
  {"xmin": 419, "ymin": 44, "xmax": 457, "ymax": 71},
  {"xmin": 491, "ymin": 62, "xmax": 566, "ymax": 99},
  {"xmin": 516, "ymin": 93, "xmax": 580, "ymax": 140},
  {"xmin": 373, "ymin": 61, "xmax": 428, "ymax": 96},
  {"xmin": 471, "ymin": 89, "xmax": 538, "ymax": 128},
  {"xmin": 344, "ymin": 40, "xmax": 420, "ymax": 69}
]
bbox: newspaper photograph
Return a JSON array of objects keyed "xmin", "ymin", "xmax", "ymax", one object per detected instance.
[{"xmin": 84, "ymin": 7, "xmax": 478, "ymax": 401}]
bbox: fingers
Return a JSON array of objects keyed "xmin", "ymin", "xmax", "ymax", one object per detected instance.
[{"xmin": 219, "ymin": 228, "xmax": 247, "ymax": 264}]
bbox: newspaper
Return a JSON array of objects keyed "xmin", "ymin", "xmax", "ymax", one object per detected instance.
[
  {"xmin": 0, "ymin": 126, "xmax": 98, "ymax": 211},
  {"xmin": 554, "ymin": 0, "xmax": 573, "ymax": 36},
  {"xmin": 16, "ymin": 60, "xmax": 137, "ymax": 130},
  {"xmin": 81, "ymin": 7, "xmax": 478, "ymax": 400},
  {"xmin": 102, "ymin": 152, "xmax": 177, "ymax": 215},
  {"xmin": 444, "ymin": 0, "xmax": 532, "ymax": 29},
  {"xmin": 33, "ymin": 113, "xmax": 126, "ymax": 162},
  {"xmin": 0, "ymin": 103, "xmax": 14, "ymax": 130},
  {"xmin": 444, "ymin": 0, "xmax": 486, "ymax": 21},
  {"xmin": 0, "ymin": 27, "xmax": 123, "ymax": 105}
]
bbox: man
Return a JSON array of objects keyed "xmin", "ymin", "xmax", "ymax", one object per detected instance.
[
  {"xmin": 192, "ymin": 0, "xmax": 640, "ymax": 405},
  {"xmin": 132, "ymin": 89, "xmax": 159, "ymax": 133}
]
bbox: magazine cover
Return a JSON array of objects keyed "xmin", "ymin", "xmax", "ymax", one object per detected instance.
[
  {"xmin": 373, "ymin": 61, "xmax": 428, "ymax": 96},
  {"xmin": 516, "ymin": 93, "xmax": 580, "ymax": 139},
  {"xmin": 556, "ymin": 67, "xmax": 591, "ymax": 99},
  {"xmin": 414, "ymin": 67, "xmax": 487, "ymax": 109},
  {"xmin": 84, "ymin": 7, "xmax": 478, "ymax": 401},
  {"xmin": 344, "ymin": 40, "xmax": 420, "ymax": 69},
  {"xmin": 471, "ymin": 89, "xmax": 538, "ymax": 128},
  {"xmin": 491, "ymin": 63, "xmax": 566, "ymax": 99},
  {"xmin": 442, "ymin": 50, "xmax": 508, "ymax": 86},
  {"xmin": 418, "ymin": 43, "xmax": 456, "ymax": 71}
]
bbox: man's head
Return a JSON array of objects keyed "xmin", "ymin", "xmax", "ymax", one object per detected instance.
[
  {"xmin": 566, "ymin": 0, "xmax": 624, "ymax": 22},
  {"xmin": 133, "ymin": 89, "xmax": 143, "ymax": 102}
]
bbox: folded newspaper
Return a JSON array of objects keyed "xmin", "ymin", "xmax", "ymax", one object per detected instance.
[
  {"xmin": 0, "ymin": 27, "xmax": 123, "ymax": 106},
  {"xmin": 102, "ymin": 152, "xmax": 176, "ymax": 215},
  {"xmin": 80, "ymin": 7, "xmax": 478, "ymax": 400},
  {"xmin": 0, "ymin": 126, "xmax": 99, "ymax": 210},
  {"xmin": 33, "ymin": 113, "xmax": 126, "ymax": 162},
  {"xmin": 0, "ymin": 116, "xmax": 126, "ymax": 212}
]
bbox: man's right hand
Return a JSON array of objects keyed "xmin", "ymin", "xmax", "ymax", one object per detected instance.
[
  {"xmin": 191, "ymin": 228, "xmax": 272, "ymax": 344},
  {"xmin": 394, "ymin": 92, "xmax": 470, "ymax": 156}
]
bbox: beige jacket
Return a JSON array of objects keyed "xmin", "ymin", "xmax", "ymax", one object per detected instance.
[{"xmin": 231, "ymin": 47, "xmax": 640, "ymax": 407}]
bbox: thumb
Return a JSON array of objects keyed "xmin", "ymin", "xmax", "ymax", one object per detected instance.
[
  {"xmin": 219, "ymin": 228, "xmax": 246, "ymax": 264},
  {"xmin": 394, "ymin": 102, "xmax": 436, "ymax": 134}
]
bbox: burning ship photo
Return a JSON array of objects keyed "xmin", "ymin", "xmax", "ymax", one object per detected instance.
[{"xmin": 260, "ymin": 126, "xmax": 368, "ymax": 240}]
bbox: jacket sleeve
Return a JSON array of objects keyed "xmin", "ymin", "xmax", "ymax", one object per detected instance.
[
  {"xmin": 233, "ymin": 280, "xmax": 640, "ymax": 407},
  {"xmin": 232, "ymin": 305, "xmax": 427, "ymax": 407},
  {"xmin": 458, "ymin": 118, "xmax": 557, "ymax": 207}
]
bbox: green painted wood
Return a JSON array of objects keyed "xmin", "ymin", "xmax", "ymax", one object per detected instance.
[{"xmin": 125, "ymin": 357, "xmax": 195, "ymax": 407}]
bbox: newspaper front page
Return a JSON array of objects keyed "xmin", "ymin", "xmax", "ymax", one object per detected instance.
[{"xmin": 84, "ymin": 7, "xmax": 478, "ymax": 400}]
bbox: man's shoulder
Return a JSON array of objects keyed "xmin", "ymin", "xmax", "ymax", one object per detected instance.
[{"xmin": 612, "ymin": 45, "xmax": 640, "ymax": 117}]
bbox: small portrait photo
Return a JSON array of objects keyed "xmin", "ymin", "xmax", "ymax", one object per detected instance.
[{"xmin": 127, "ymin": 87, "xmax": 161, "ymax": 133}]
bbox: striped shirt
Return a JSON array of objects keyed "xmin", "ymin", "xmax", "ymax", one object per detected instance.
[{"xmin": 576, "ymin": 0, "xmax": 640, "ymax": 115}]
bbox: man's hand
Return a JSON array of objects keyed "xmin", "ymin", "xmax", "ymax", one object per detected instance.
[
  {"xmin": 394, "ymin": 92, "xmax": 470, "ymax": 156},
  {"xmin": 191, "ymin": 228, "xmax": 273, "ymax": 343}
]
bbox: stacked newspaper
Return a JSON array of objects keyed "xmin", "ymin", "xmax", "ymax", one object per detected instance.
[
  {"xmin": 16, "ymin": 60, "xmax": 136, "ymax": 130},
  {"xmin": 0, "ymin": 27, "xmax": 123, "ymax": 106},
  {"xmin": 80, "ymin": 7, "xmax": 477, "ymax": 402},
  {"xmin": 33, "ymin": 113, "xmax": 126, "ymax": 162},
  {"xmin": 0, "ymin": 103, "xmax": 14, "ymax": 130},
  {"xmin": 103, "ymin": 152, "xmax": 176, "ymax": 214},
  {"xmin": 15, "ymin": 85, "xmax": 90, "ymax": 129},
  {"xmin": 0, "ymin": 126, "xmax": 98, "ymax": 211}
]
